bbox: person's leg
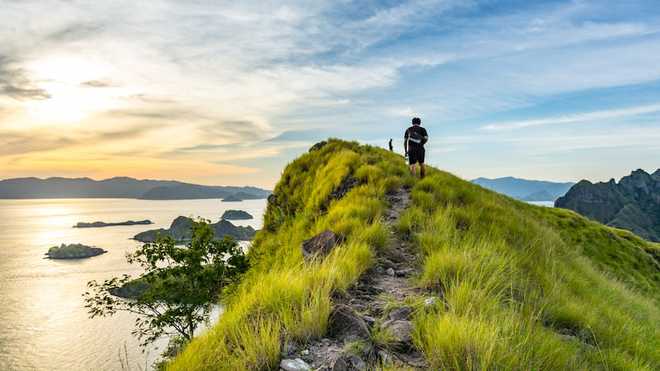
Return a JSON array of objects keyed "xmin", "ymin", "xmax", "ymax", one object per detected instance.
[
  {"xmin": 419, "ymin": 147, "xmax": 426, "ymax": 178},
  {"xmin": 409, "ymin": 163, "xmax": 417, "ymax": 177}
]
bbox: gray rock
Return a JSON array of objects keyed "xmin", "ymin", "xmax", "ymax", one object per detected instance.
[
  {"xmin": 309, "ymin": 141, "xmax": 328, "ymax": 152},
  {"xmin": 280, "ymin": 358, "xmax": 311, "ymax": 371},
  {"xmin": 424, "ymin": 297, "xmax": 438, "ymax": 307},
  {"xmin": 388, "ymin": 306, "xmax": 413, "ymax": 321},
  {"xmin": 384, "ymin": 320, "xmax": 413, "ymax": 347},
  {"xmin": 330, "ymin": 176, "xmax": 359, "ymax": 200},
  {"xmin": 362, "ymin": 315, "xmax": 376, "ymax": 326},
  {"xmin": 395, "ymin": 268, "xmax": 413, "ymax": 277},
  {"xmin": 386, "ymin": 268, "xmax": 396, "ymax": 276},
  {"xmin": 302, "ymin": 230, "xmax": 342, "ymax": 260},
  {"xmin": 332, "ymin": 354, "xmax": 366, "ymax": 371},
  {"xmin": 378, "ymin": 350, "xmax": 390, "ymax": 364},
  {"xmin": 328, "ymin": 304, "xmax": 370, "ymax": 340},
  {"xmin": 281, "ymin": 342, "xmax": 297, "ymax": 356}
]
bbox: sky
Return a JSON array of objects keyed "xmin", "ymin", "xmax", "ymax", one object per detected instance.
[{"xmin": 0, "ymin": 0, "xmax": 659, "ymax": 188}]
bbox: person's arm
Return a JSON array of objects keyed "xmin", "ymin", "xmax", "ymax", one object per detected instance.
[
  {"xmin": 421, "ymin": 128, "xmax": 429, "ymax": 145},
  {"xmin": 404, "ymin": 128, "xmax": 409, "ymax": 155}
]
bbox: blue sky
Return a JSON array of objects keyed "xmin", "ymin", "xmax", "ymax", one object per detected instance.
[{"xmin": 0, "ymin": 0, "xmax": 659, "ymax": 187}]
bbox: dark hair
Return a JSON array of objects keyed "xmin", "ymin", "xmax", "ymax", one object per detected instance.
[{"xmin": 412, "ymin": 117, "xmax": 421, "ymax": 125}]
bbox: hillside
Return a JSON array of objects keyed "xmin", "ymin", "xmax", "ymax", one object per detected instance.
[
  {"xmin": 556, "ymin": 169, "xmax": 660, "ymax": 242},
  {"xmin": 169, "ymin": 140, "xmax": 659, "ymax": 370},
  {"xmin": 0, "ymin": 176, "xmax": 270, "ymax": 200},
  {"xmin": 472, "ymin": 176, "xmax": 574, "ymax": 201}
]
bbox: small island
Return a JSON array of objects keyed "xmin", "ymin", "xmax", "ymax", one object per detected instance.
[
  {"xmin": 221, "ymin": 209, "xmax": 253, "ymax": 220},
  {"xmin": 221, "ymin": 194, "xmax": 243, "ymax": 202},
  {"xmin": 45, "ymin": 243, "xmax": 107, "ymax": 259},
  {"xmin": 133, "ymin": 216, "xmax": 256, "ymax": 243},
  {"xmin": 74, "ymin": 220, "xmax": 153, "ymax": 228}
]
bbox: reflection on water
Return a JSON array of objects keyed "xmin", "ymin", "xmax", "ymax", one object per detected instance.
[{"xmin": 0, "ymin": 198, "xmax": 265, "ymax": 371}]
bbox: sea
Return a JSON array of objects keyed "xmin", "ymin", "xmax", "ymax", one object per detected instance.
[{"xmin": 0, "ymin": 198, "xmax": 266, "ymax": 371}]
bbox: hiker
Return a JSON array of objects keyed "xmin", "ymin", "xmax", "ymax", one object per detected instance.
[
  {"xmin": 404, "ymin": 117, "xmax": 428, "ymax": 178},
  {"xmin": 388, "ymin": 138, "xmax": 394, "ymax": 152}
]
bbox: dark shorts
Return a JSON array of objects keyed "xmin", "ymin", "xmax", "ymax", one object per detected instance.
[{"xmin": 408, "ymin": 145, "xmax": 425, "ymax": 165}]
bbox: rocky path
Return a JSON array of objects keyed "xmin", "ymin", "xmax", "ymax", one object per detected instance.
[{"xmin": 280, "ymin": 187, "xmax": 429, "ymax": 371}]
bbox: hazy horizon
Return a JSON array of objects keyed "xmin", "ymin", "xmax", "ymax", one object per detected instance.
[
  {"xmin": 2, "ymin": 165, "xmax": 659, "ymax": 189},
  {"xmin": 2, "ymin": 1, "xmax": 659, "ymax": 188}
]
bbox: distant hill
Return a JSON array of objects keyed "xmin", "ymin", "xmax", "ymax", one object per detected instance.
[
  {"xmin": 0, "ymin": 176, "xmax": 270, "ymax": 200},
  {"xmin": 556, "ymin": 169, "xmax": 660, "ymax": 242},
  {"xmin": 472, "ymin": 176, "xmax": 575, "ymax": 201}
]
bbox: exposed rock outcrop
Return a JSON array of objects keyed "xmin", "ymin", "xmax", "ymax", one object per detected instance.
[
  {"xmin": 301, "ymin": 230, "xmax": 343, "ymax": 260},
  {"xmin": 555, "ymin": 169, "xmax": 660, "ymax": 242}
]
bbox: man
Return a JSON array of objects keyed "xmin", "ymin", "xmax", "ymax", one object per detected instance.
[
  {"xmin": 388, "ymin": 138, "xmax": 394, "ymax": 152},
  {"xmin": 404, "ymin": 117, "xmax": 428, "ymax": 178}
]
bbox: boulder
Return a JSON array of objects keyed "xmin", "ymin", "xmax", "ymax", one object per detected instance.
[
  {"xmin": 423, "ymin": 296, "xmax": 439, "ymax": 307},
  {"xmin": 388, "ymin": 306, "xmax": 413, "ymax": 321},
  {"xmin": 280, "ymin": 358, "xmax": 311, "ymax": 371},
  {"xmin": 309, "ymin": 141, "xmax": 327, "ymax": 152},
  {"xmin": 302, "ymin": 230, "xmax": 342, "ymax": 259},
  {"xmin": 328, "ymin": 304, "xmax": 370, "ymax": 340},
  {"xmin": 331, "ymin": 353, "xmax": 366, "ymax": 371},
  {"xmin": 383, "ymin": 320, "xmax": 413, "ymax": 348}
]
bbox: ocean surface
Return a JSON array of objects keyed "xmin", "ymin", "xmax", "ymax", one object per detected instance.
[
  {"xmin": 0, "ymin": 198, "xmax": 266, "ymax": 371},
  {"xmin": 527, "ymin": 201, "xmax": 554, "ymax": 207}
]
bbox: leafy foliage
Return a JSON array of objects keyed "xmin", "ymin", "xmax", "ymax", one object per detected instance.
[{"xmin": 84, "ymin": 220, "xmax": 248, "ymax": 346}]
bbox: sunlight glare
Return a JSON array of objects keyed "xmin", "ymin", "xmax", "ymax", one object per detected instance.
[{"xmin": 23, "ymin": 55, "xmax": 122, "ymax": 124}]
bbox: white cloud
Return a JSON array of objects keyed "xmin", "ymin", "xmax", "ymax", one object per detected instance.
[{"xmin": 482, "ymin": 103, "xmax": 660, "ymax": 131}]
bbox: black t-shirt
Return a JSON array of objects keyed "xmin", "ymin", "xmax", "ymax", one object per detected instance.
[{"xmin": 405, "ymin": 125, "xmax": 428, "ymax": 148}]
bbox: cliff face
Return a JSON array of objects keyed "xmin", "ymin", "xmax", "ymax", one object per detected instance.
[{"xmin": 555, "ymin": 169, "xmax": 660, "ymax": 242}]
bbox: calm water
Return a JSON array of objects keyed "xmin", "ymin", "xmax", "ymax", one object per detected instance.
[
  {"xmin": 0, "ymin": 198, "xmax": 266, "ymax": 371},
  {"xmin": 527, "ymin": 201, "xmax": 554, "ymax": 207}
]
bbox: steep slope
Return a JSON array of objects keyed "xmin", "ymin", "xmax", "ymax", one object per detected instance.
[
  {"xmin": 556, "ymin": 169, "xmax": 660, "ymax": 242},
  {"xmin": 170, "ymin": 140, "xmax": 659, "ymax": 370}
]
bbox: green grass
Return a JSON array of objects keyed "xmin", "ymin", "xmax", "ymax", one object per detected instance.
[
  {"xmin": 168, "ymin": 140, "xmax": 409, "ymax": 370},
  {"xmin": 169, "ymin": 140, "xmax": 659, "ymax": 370},
  {"xmin": 406, "ymin": 168, "xmax": 659, "ymax": 370}
]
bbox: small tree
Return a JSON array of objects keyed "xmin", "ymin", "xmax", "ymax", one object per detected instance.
[{"xmin": 84, "ymin": 219, "xmax": 249, "ymax": 346}]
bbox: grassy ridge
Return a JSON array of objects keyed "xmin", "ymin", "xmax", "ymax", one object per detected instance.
[
  {"xmin": 169, "ymin": 140, "xmax": 659, "ymax": 370},
  {"xmin": 168, "ymin": 140, "xmax": 407, "ymax": 370},
  {"xmin": 406, "ymin": 168, "xmax": 659, "ymax": 370}
]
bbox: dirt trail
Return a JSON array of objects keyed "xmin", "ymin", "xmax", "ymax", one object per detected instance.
[{"xmin": 280, "ymin": 187, "xmax": 428, "ymax": 370}]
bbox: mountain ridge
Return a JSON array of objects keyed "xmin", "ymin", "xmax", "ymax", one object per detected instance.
[
  {"xmin": 556, "ymin": 168, "xmax": 660, "ymax": 242},
  {"xmin": 472, "ymin": 176, "xmax": 575, "ymax": 201},
  {"xmin": 0, "ymin": 176, "xmax": 270, "ymax": 200}
]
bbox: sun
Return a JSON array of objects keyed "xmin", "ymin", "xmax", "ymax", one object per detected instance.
[{"xmin": 22, "ymin": 55, "xmax": 120, "ymax": 124}]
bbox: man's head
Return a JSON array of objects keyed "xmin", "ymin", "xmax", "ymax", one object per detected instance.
[{"xmin": 412, "ymin": 117, "xmax": 421, "ymax": 126}]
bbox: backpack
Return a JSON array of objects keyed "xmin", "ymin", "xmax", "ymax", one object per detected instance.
[{"xmin": 408, "ymin": 128, "xmax": 424, "ymax": 144}]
